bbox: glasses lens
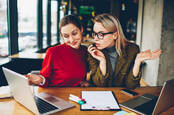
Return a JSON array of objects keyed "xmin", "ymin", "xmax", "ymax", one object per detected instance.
[
  {"xmin": 97, "ymin": 33, "xmax": 104, "ymax": 39},
  {"xmin": 92, "ymin": 32, "xmax": 96, "ymax": 38},
  {"xmin": 92, "ymin": 32, "xmax": 104, "ymax": 39}
]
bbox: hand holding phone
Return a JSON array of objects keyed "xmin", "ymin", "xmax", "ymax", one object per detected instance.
[
  {"xmin": 92, "ymin": 43, "xmax": 96, "ymax": 48},
  {"xmin": 121, "ymin": 89, "xmax": 138, "ymax": 96}
]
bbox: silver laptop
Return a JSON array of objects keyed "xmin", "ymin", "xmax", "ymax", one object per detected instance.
[
  {"xmin": 120, "ymin": 78, "xmax": 174, "ymax": 115},
  {"xmin": 2, "ymin": 67, "xmax": 74, "ymax": 115}
]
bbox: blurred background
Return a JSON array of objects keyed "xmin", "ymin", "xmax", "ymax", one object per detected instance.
[{"xmin": 0, "ymin": 0, "xmax": 174, "ymax": 86}]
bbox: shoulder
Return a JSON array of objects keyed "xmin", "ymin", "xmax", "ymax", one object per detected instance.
[
  {"xmin": 80, "ymin": 45, "xmax": 88, "ymax": 52},
  {"xmin": 126, "ymin": 42, "xmax": 140, "ymax": 52},
  {"xmin": 46, "ymin": 44, "xmax": 66, "ymax": 55},
  {"xmin": 127, "ymin": 42, "xmax": 139, "ymax": 50},
  {"xmin": 47, "ymin": 44, "xmax": 65, "ymax": 52},
  {"xmin": 125, "ymin": 42, "xmax": 140, "ymax": 56}
]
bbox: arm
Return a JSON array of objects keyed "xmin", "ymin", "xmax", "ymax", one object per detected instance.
[
  {"xmin": 123, "ymin": 44, "xmax": 141, "ymax": 89},
  {"xmin": 125, "ymin": 48, "xmax": 162, "ymax": 89},
  {"xmin": 87, "ymin": 45, "xmax": 110, "ymax": 86},
  {"xmin": 133, "ymin": 49, "xmax": 162, "ymax": 76},
  {"xmin": 88, "ymin": 45, "xmax": 106, "ymax": 75},
  {"xmin": 27, "ymin": 48, "xmax": 54, "ymax": 87}
]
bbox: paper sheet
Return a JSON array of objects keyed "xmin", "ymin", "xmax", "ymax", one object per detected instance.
[
  {"xmin": 0, "ymin": 86, "xmax": 12, "ymax": 98},
  {"xmin": 81, "ymin": 91, "xmax": 121, "ymax": 110}
]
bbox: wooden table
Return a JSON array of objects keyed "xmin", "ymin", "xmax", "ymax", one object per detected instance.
[
  {"xmin": 0, "ymin": 86, "xmax": 173, "ymax": 115},
  {"xmin": 9, "ymin": 52, "xmax": 45, "ymax": 59}
]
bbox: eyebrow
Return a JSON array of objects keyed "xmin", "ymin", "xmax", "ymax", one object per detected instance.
[
  {"xmin": 93, "ymin": 31, "xmax": 107, "ymax": 33},
  {"xmin": 62, "ymin": 28, "xmax": 78, "ymax": 35}
]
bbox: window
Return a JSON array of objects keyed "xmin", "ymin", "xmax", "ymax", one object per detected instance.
[
  {"xmin": 18, "ymin": 0, "xmax": 37, "ymax": 52},
  {"xmin": 43, "ymin": 0, "xmax": 58, "ymax": 48},
  {"xmin": 0, "ymin": 0, "xmax": 8, "ymax": 60},
  {"xmin": 18, "ymin": 0, "xmax": 59, "ymax": 52}
]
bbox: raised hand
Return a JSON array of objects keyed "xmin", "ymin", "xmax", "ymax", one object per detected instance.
[
  {"xmin": 133, "ymin": 49, "xmax": 162, "ymax": 77},
  {"xmin": 136, "ymin": 49, "xmax": 162, "ymax": 63}
]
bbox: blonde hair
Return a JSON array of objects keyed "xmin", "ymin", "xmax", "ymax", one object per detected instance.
[{"xmin": 94, "ymin": 13, "xmax": 129, "ymax": 56}]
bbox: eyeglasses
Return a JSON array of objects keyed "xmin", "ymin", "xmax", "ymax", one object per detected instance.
[{"xmin": 92, "ymin": 31, "xmax": 114, "ymax": 40}]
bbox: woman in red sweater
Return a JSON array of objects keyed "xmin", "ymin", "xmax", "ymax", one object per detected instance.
[{"xmin": 27, "ymin": 15, "xmax": 88, "ymax": 87}]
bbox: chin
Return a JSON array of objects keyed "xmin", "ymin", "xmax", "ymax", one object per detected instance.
[
  {"xmin": 71, "ymin": 44, "xmax": 80, "ymax": 49},
  {"xmin": 96, "ymin": 46, "xmax": 104, "ymax": 50}
]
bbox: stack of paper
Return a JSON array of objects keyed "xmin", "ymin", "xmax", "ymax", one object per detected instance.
[{"xmin": 0, "ymin": 86, "xmax": 12, "ymax": 98}]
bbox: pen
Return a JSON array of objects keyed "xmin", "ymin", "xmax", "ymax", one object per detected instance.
[
  {"xmin": 69, "ymin": 94, "xmax": 86, "ymax": 105},
  {"xmin": 69, "ymin": 94, "xmax": 86, "ymax": 102},
  {"xmin": 69, "ymin": 97, "xmax": 85, "ymax": 105}
]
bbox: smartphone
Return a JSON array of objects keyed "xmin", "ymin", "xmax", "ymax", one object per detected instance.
[
  {"xmin": 92, "ymin": 43, "xmax": 96, "ymax": 47},
  {"xmin": 121, "ymin": 89, "xmax": 138, "ymax": 96}
]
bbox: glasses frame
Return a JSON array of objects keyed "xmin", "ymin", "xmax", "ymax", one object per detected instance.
[{"xmin": 92, "ymin": 31, "xmax": 114, "ymax": 40}]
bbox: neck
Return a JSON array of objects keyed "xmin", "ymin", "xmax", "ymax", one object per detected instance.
[
  {"xmin": 107, "ymin": 45, "xmax": 116, "ymax": 53},
  {"xmin": 107, "ymin": 41, "xmax": 115, "ymax": 49}
]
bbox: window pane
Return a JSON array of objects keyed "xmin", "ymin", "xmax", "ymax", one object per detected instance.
[
  {"xmin": 43, "ymin": 1, "xmax": 58, "ymax": 48},
  {"xmin": 18, "ymin": 0, "xmax": 37, "ymax": 52},
  {"xmin": 0, "ymin": 0, "xmax": 8, "ymax": 61},
  {"xmin": 51, "ymin": 1, "xmax": 58, "ymax": 45}
]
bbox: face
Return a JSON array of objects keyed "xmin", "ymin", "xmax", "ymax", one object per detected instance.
[
  {"xmin": 61, "ymin": 23, "xmax": 83, "ymax": 49},
  {"xmin": 93, "ymin": 22, "xmax": 116, "ymax": 50}
]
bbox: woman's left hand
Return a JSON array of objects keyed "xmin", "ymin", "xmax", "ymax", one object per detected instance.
[
  {"xmin": 80, "ymin": 81, "xmax": 90, "ymax": 87},
  {"xmin": 133, "ymin": 49, "xmax": 162, "ymax": 76},
  {"xmin": 136, "ymin": 49, "xmax": 162, "ymax": 63}
]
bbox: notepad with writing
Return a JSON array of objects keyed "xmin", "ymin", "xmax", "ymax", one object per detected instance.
[{"xmin": 81, "ymin": 91, "xmax": 121, "ymax": 111}]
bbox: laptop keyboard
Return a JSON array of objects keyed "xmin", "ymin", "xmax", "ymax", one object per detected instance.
[
  {"xmin": 34, "ymin": 96, "xmax": 59, "ymax": 114},
  {"xmin": 135, "ymin": 97, "xmax": 158, "ymax": 115}
]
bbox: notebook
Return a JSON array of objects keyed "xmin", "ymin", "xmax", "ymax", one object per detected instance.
[
  {"xmin": 120, "ymin": 78, "xmax": 174, "ymax": 115},
  {"xmin": 81, "ymin": 91, "xmax": 121, "ymax": 111},
  {"xmin": 2, "ymin": 67, "xmax": 74, "ymax": 115}
]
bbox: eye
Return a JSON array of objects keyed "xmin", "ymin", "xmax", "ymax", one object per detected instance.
[
  {"xmin": 63, "ymin": 34, "xmax": 69, "ymax": 38},
  {"xmin": 72, "ymin": 31, "xmax": 78, "ymax": 36},
  {"xmin": 98, "ymin": 33, "xmax": 103, "ymax": 37}
]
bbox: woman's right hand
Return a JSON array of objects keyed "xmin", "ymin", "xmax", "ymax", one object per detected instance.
[
  {"xmin": 26, "ymin": 74, "xmax": 43, "ymax": 85},
  {"xmin": 88, "ymin": 45, "xmax": 106, "ymax": 62},
  {"xmin": 88, "ymin": 44, "xmax": 107, "ymax": 75}
]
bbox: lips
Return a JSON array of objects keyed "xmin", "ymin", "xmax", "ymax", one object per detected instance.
[
  {"xmin": 71, "ymin": 41, "xmax": 78, "ymax": 46},
  {"xmin": 95, "ymin": 43, "xmax": 100, "ymax": 47}
]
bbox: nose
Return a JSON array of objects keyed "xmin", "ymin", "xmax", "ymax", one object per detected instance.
[
  {"xmin": 94, "ymin": 35, "xmax": 99, "ymax": 41},
  {"xmin": 69, "ymin": 35, "xmax": 74, "ymax": 43}
]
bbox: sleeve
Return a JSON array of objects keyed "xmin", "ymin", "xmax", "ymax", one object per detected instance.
[
  {"xmin": 87, "ymin": 52, "xmax": 111, "ymax": 86},
  {"xmin": 124, "ymin": 45, "xmax": 141, "ymax": 89},
  {"xmin": 39, "ymin": 48, "xmax": 54, "ymax": 87},
  {"xmin": 39, "ymin": 75, "xmax": 46, "ymax": 85}
]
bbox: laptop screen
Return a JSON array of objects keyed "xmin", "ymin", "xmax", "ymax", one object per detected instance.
[{"xmin": 120, "ymin": 78, "xmax": 174, "ymax": 115}]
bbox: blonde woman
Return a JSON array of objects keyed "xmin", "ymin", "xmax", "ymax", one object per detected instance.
[{"xmin": 88, "ymin": 13, "xmax": 161, "ymax": 89}]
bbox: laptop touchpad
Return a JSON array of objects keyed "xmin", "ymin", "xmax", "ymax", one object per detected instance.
[
  {"xmin": 36, "ymin": 92, "xmax": 75, "ymax": 109},
  {"xmin": 45, "ymin": 96, "xmax": 59, "ymax": 103}
]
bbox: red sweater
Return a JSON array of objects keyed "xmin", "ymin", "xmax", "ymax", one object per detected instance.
[{"xmin": 40, "ymin": 43, "xmax": 87, "ymax": 87}]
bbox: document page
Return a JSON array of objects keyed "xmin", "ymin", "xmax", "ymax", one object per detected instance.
[{"xmin": 81, "ymin": 91, "xmax": 121, "ymax": 110}]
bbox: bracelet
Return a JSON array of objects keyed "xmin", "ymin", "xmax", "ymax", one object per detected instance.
[{"xmin": 133, "ymin": 75, "xmax": 140, "ymax": 79}]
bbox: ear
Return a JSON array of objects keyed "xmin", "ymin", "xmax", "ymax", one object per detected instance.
[
  {"xmin": 113, "ymin": 32, "xmax": 118, "ymax": 40},
  {"xmin": 80, "ymin": 26, "xmax": 84, "ymax": 33}
]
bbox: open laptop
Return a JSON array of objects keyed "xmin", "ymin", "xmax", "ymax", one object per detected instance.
[
  {"xmin": 2, "ymin": 67, "xmax": 74, "ymax": 115},
  {"xmin": 120, "ymin": 78, "xmax": 174, "ymax": 115}
]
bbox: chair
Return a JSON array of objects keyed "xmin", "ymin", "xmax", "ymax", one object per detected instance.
[
  {"xmin": 140, "ymin": 62, "xmax": 149, "ymax": 86},
  {"xmin": 140, "ymin": 78, "xmax": 149, "ymax": 86}
]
